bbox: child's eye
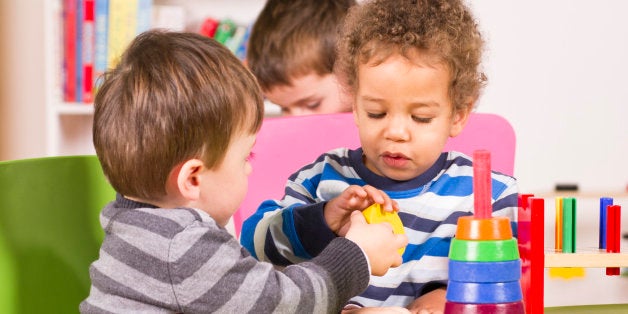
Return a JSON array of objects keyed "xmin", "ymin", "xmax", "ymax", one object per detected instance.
[
  {"xmin": 306, "ymin": 102, "xmax": 321, "ymax": 109},
  {"xmin": 367, "ymin": 112, "xmax": 386, "ymax": 119},
  {"xmin": 245, "ymin": 152, "xmax": 256, "ymax": 162},
  {"xmin": 412, "ymin": 116, "xmax": 433, "ymax": 123}
]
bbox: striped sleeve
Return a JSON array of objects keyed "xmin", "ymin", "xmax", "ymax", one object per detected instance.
[
  {"xmin": 241, "ymin": 149, "xmax": 354, "ymax": 264},
  {"xmin": 81, "ymin": 203, "xmax": 369, "ymax": 313}
]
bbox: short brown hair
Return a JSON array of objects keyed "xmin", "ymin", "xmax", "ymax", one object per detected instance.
[
  {"xmin": 247, "ymin": 0, "xmax": 356, "ymax": 91},
  {"xmin": 335, "ymin": 0, "xmax": 486, "ymax": 113},
  {"xmin": 93, "ymin": 30, "xmax": 264, "ymax": 200}
]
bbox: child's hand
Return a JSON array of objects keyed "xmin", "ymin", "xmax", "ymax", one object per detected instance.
[
  {"xmin": 345, "ymin": 211, "xmax": 407, "ymax": 276},
  {"xmin": 405, "ymin": 288, "xmax": 446, "ymax": 314},
  {"xmin": 324, "ymin": 185, "xmax": 398, "ymax": 236}
]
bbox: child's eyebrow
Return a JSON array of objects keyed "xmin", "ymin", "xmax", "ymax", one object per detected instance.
[
  {"xmin": 409, "ymin": 101, "xmax": 440, "ymax": 109},
  {"xmin": 360, "ymin": 94, "xmax": 439, "ymax": 106},
  {"xmin": 359, "ymin": 95, "xmax": 385, "ymax": 103}
]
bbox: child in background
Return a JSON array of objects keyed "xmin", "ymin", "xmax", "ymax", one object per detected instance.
[
  {"xmin": 79, "ymin": 30, "xmax": 407, "ymax": 313},
  {"xmin": 241, "ymin": 0, "xmax": 519, "ymax": 312},
  {"xmin": 246, "ymin": 0, "xmax": 356, "ymax": 115}
]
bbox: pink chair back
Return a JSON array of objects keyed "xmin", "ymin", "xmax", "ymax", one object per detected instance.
[{"xmin": 233, "ymin": 112, "xmax": 516, "ymax": 237}]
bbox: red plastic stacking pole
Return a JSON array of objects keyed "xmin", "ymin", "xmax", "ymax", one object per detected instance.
[
  {"xmin": 607, "ymin": 205, "xmax": 621, "ymax": 253},
  {"xmin": 473, "ymin": 150, "xmax": 492, "ymax": 219},
  {"xmin": 517, "ymin": 194, "xmax": 535, "ymax": 314},
  {"xmin": 527, "ymin": 197, "xmax": 545, "ymax": 314},
  {"xmin": 606, "ymin": 205, "xmax": 621, "ymax": 275}
]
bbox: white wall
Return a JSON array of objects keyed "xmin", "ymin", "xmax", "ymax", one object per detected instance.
[
  {"xmin": 0, "ymin": 0, "xmax": 46, "ymax": 161},
  {"xmin": 468, "ymin": 0, "xmax": 628, "ymax": 194}
]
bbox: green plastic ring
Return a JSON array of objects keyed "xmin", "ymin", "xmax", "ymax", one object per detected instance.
[{"xmin": 449, "ymin": 238, "xmax": 520, "ymax": 262}]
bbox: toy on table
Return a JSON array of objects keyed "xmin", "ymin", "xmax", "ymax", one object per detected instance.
[
  {"xmin": 518, "ymin": 194, "xmax": 544, "ymax": 314},
  {"xmin": 519, "ymin": 194, "xmax": 625, "ymax": 314},
  {"xmin": 599, "ymin": 197, "xmax": 613, "ymax": 249},
  {"xmin": 553, "ymin": 196, "xmax": 623, "ymax": 276},
  {"xmin": 599, "ymin": 197, "xmax": 621, "ymax": 275},
  {"xmin": 605, "ymin": 202, "xmax": 622, "ymax": 275},
  {"xmin": 362, "ymin": 203, "xmax": 405, "ymax": 255},
  {"xmin": 549, "ymin": 197, "xmax": 584, "ymax": 279},
  {"xmin": 561, "ymin": 197, "xmax": 576, "ymax": 253},
  {"xmin": 444, "ymin": 150, "xmax": 524, "ymax": 314}
]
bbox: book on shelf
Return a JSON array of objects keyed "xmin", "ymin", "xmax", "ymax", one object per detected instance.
[
  {"xmin": 93, "ymin": 0, "xmax": 108, "ymax": 93},
  {"xmin": 62, "ymin": 0, "xmax": 77, "ymax": 102},
  {"xmin": 82, "ymin": 0, "xmax": 95, "ymax": 103},
  {"xmin": 200, "ymin": 17, "xmax": 251, "ymax": 62},
  {"xmin": 225, "ymin": 24, "xmax": 247, "ymax": 54},
  {"xmin": 213, "ymin": 19, "xmax": 236, "ymax": 45},
  {"xmin": 60, "ymin": 1, "xmax": 262, "ymax": 104},
  {"xmin": 75, "ymin": 0, "xmax": 83, "ymax": 102},
  {"xmin": 62, "ymin": 0, "xmax": 156, "ymax": 104},
  {"xmin": 106, "ymin": 0, "xmax": 138, "ymax": 69},
  {"xmin": 234, "ymin": 24, "xmax": 251, "ymax": 61}
]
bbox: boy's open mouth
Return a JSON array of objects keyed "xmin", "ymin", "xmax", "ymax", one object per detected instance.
[{"xmin": 382, "ymin": 153, "xmax": 410, "ymax": 168}]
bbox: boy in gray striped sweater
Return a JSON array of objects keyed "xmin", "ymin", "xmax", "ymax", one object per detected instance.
[{"xmin": 79, "ymin": 30, "xmax": 407, "ymax": 314}]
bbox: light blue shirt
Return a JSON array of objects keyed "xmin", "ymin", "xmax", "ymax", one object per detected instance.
[{"xmin": 241, "ymin": 148, "xmax": 518, "ymax": 308}]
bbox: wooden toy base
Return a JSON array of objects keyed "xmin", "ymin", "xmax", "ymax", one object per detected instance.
[
  {"xmin": 544, "ymin": 248, "xmax": 628, "ymax": 267},
  {"xmin": 519, "ymin": 195, "xmax": 628, "ymax": 313}
]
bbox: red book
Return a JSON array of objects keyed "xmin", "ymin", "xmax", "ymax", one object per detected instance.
[
  {"xmin": 63, "ymin": 0, "xmax": 77, "ymax": 102},
  {"xmin": 82, "ymin": 0, "xmax": 95, "ymax": 103}
]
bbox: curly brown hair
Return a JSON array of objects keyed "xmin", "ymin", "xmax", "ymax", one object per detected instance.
[{"xmin": 335, "ymin": 0, "xmax": 486, "ymax": 113}]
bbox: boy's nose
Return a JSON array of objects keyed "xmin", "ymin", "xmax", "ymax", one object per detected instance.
[
  {"xmin": 286, "ymin": 106, "xmax": 309, "ymax": 116},
  {"xmin": 384, "ymin": 117, "xmax": 411, "ymax": 142}
]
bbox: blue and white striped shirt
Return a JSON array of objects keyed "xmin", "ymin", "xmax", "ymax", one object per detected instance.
[{"xmin": 241, "ymin": 148, "xmax": 518, "ymax": 308}]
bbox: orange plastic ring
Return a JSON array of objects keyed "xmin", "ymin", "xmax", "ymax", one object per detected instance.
[{"xmin": 455, "ymin": 216, "xmax": 513, "ymax": 240}]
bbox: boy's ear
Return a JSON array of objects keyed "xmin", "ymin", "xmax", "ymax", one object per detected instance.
[
  {"xmin": 449, "ymin": 102, "xmax": 473, "ymax": 138},
  {"xmin": 173, "ymin": 159, "xmax": 205, "ymax": 201}
]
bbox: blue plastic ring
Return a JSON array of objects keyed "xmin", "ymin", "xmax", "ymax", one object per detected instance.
[
  {"xmin": 446, "ymin": 280, "xmax": 523, "ymax": 304},
  {"xmin": 448, "ymin": 259, "xmax": 521, "ymax": 283}
]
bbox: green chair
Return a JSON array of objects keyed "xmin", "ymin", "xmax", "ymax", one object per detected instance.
[{"xmin": 0, "ymin": 155, "xmax": 115, "ymax": 314}]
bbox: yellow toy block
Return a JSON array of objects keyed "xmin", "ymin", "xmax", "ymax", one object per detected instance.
[{"xmin": 362, "ymin": 203, "xmax": 406, "ymax": 255}]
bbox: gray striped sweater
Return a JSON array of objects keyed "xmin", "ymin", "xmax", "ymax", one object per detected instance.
[{"xmin": 80, "ymin": 195, "xmax": 370, "ymax": 313}]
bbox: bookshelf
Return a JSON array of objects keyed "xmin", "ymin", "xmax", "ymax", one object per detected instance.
[{"xmin": 44, "ymin": 0, "xmax": 269, "ymax": 156}]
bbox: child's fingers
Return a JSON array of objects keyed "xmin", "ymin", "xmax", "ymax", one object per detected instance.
[
  {"xmin": 391, "ymin": 199, "xmax": 400, "ymax": 211},
  {"xmin": 362, "ymin": 185, "xmax": 384, "ymax": 203},
  {"xmin": 349, "ymin": 209, "xmax": 367, "ymax": 224},
  {"xmin": 392, "ymin": 233, "xmax": 408, "ymax": 266},
  {"xmin": 380, "ymin": 196, "xmax": 397, "ymax": 212},
  {"xmin": 362, "ymin": 185, "xmax": 397, "ymax": 212},
  {"xmin": 346, "ymin": 185, "xmax": 369, "ymax": 200}
]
